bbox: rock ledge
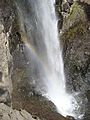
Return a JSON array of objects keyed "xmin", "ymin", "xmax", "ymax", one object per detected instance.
[{"xmin": 0, "ymin": 103, "xmax": 40, "ymax": 120}]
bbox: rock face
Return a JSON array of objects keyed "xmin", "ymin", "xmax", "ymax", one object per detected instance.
[
  {"xmin": 60, "ymin": 1, "xmax": 90, "ymax": 119},
  {"xmin": 61, "ymin": 1, "xmax": 90, "ymax": 92},
  {"xmin": 0, "ymin": 17, "xmax": 12, "ymax": 106},
  {"xmin": 0, "ymin": 0, "xmax": 70, "ymax": 120},
  {"xmin": 0, "ymin": 0, "xmax": 90, "ymax": 120},
  {"xmin": 80, "ymin": 0, "xmax": 90, "ymax": 4},
  {"xmin": 0, "ymin": 103, "xmax": 40, "ymax": 120},
  {"xmin": 0, "ymin": 0, "xmax": 22, "ymax": 106}
]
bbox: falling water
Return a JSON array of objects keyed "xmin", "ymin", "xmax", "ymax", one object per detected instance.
[{"xmin": 16, "ymin": 0, "xmax": 85, "ymax": 119}]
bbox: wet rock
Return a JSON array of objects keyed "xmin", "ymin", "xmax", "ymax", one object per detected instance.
[
  {"xmin": 55, "ymin": 0, "xmax": 63, "ymax": 30},
  {"xmin": 60, "ymin": 1, "xmax": 90, "ymax": 119},
  {"xmin": 61, "ymin": 1, "xmax": 90, "ymax": 92},
  {"xmin": 56, "ymin": 0, "xmax": 63, "ymax": 5},
  {"xmin": 66, "ymin": 116, "xmax": 75, "ymax": 120}
]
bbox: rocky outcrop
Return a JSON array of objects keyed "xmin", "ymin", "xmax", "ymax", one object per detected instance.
[
  {"xmin": 61, "ymin": 1, "xmax": 90, "ymax": 92},
  {"xmin": 0, "ymin": 103, "xmax": 41, "ymax": 120},
  {"xmin": 60, "ymin": 1, "xmax": 90, "ymax": 119},
  {"xmin": 0, "ymin": 21, "xmax": 12, "ymax": 106},
  {"xmin": 0, "ymin": 1, "xmax": 71, "ymax": 120},
  {"xmin": 62, "ymin": 2, "xmax": 87, "ymax": 32},
  {"xmin": 0, "ymin": 0, "xmax": 22, "ymax": 105},
  {"xmin": 0, "ymin": 0, "xmax": 90, "ymax": 120}
]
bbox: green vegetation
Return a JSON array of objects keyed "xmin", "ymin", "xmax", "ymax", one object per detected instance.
[
  {"xmin": 61, "ymin": 21, "xmax": 87, "ymax": 41},
  {"xmin": 68, "ymin": 2, "xmax": 85, "ymax": 22},
  {"xmin": 61, "ymin": 2, "xmax": 87, "ymax": 41}
]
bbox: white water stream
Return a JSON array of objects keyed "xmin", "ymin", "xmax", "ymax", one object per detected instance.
[{"xmin": 16, "ymin": 0, "xmax": 85, "ymax": 119}]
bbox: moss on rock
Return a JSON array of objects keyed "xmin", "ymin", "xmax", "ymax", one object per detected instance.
[
  {"xmin": 61, "ymin": 21, "xmax": 88, "ymax": 41},
  {"xmin": 62, "ymin": 2, "xmax": 87, "ymax": 32},
  {"xmin": 60, "ymin": 1, "xmax": 90, "ymax": 95}
]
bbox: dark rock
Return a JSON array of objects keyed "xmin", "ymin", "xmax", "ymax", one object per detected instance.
[
  {"xmin": 67, "ymin": 0, "xmax": 73, "ymax": 6},
  {"xmin": 56, "ymin": 0, "xmax": 63, "ymax": 5},
  {"xmin": 0, "ymin": 87, "xmax": 11, "ymax": 106},
  {"xmin": 82, "ymin": 3, "xmax": 90, "ymax": 21},
  {"xmin": 55, "ymin": 0, "xmax": 63, "ymax": 30},
  {"xmin": 0, "ymin": 72, "xmax": 2, "ymax": 82},
  {"xmin": 62, "ymin": 2, "xmax": 70, "ymax": 13},
  {"xmin": 60, "ymin": 1, "xmax": 90, "ymax": 119},
  {"xmin": 0, "ymin": 87, "xmax": 7, "ymax": 95},
  {"xmin": 66, "ymin": 116, "xmax": 75, "ymax": 120}
]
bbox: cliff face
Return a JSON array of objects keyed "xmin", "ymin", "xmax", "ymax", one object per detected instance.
[
  {"xmin": 0, "ymin": 0, "xmax": 37, "ymax": 120},
  {"xmin": 61, "ymin": 2, "xmax": 90, "ymax": 92},
  {"xmin": 0, "ymin": 0, "xmax": 14, "ymax": 106},
  {"xmin": 59, "ymin": 1, "xmax": 90, "ymax": 119},
  {"xmin": 0, "ymin": 1, "xmax": 70, "ymax": 120},
  {"xmin": 0, "ymin": 0, "xmax": 90, "ymax": 120}
]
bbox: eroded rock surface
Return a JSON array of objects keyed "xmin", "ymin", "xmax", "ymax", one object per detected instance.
[
  {"xmin": 0, "ymin": 0, "xmax": 90, "ymax": 120},
  {"xmin": 0, "ymin": 1, "xmax": 71, "ymax": 120},
  {"xmin": 60, "ymin": 1, "xmax": 90, "ymax": 119},
  {"xmin": 0, "ymin": 103, "xmax": 41, "ymax": 120},
  {"xmin": 0, "ymin": 23, "xmax": 12, "ymax": 106}
]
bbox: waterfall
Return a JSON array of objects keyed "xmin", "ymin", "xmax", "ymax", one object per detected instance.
[{"xmin": 16, "ymin": 0, "xmax": 85, "ymax": 119}]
